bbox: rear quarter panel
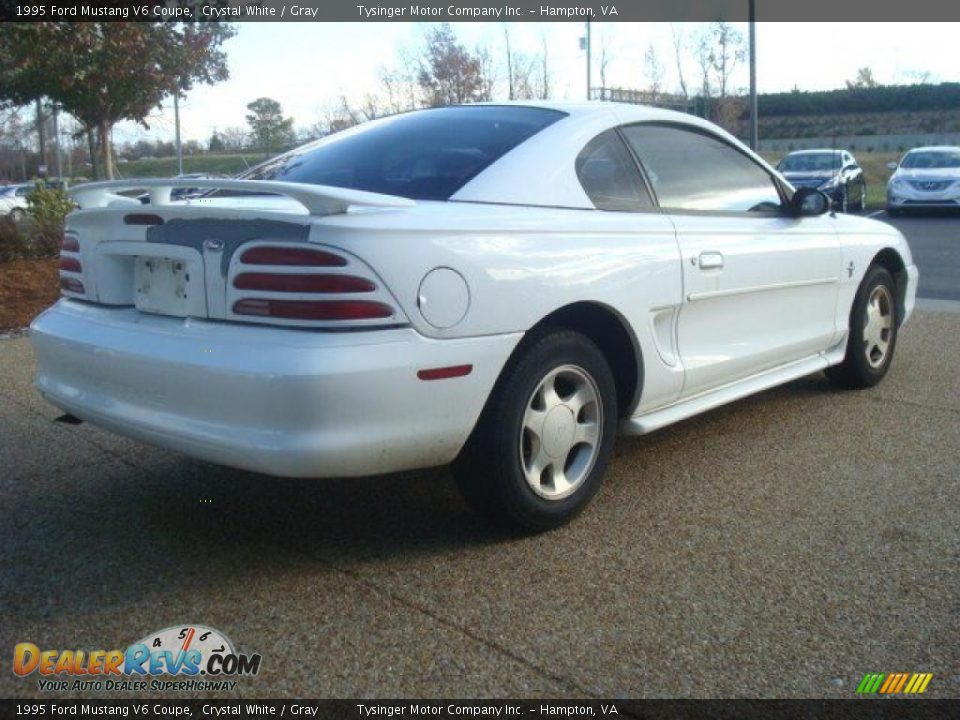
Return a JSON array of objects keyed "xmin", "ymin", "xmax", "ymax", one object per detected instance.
[{"xmin": 313, "ymin": 203, "xmax": 685, "ymax": 412}]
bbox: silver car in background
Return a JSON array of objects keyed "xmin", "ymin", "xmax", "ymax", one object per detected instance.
[
  {"xmin": 0, "ymin": 183, "xmax": 31, "ymax": 222},
  {"xmin": 887, "ymin": 146, "xmax": 960, "ymax": 215}
]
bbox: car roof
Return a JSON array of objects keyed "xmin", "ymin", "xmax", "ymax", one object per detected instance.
[
  {"xmin": 785, "ymin": 149, "xmax": 845, "ymax": 155},
  {"xmin": 472, "ymin": 100, "xmax": 726, "ymax": 131},
  {"xmin": 455, "ymin": 101, "xmax": 773, "ymax": 208},
  {"xmin": 905, "ymin": 146, "xmax": 960, "ymax": 153}
]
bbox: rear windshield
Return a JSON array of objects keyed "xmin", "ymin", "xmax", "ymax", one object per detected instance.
[{"xmin": 235, "ymin": 106, "xmax": 566, "ymax": 201}]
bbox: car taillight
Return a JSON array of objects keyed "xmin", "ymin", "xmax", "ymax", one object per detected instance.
[
  {"xmin": 61, "ymin": 234, "xmax": 79, "ymax": 252},
  {"xmin": 239, "ymin": 246, "xmax": 347, "ymax": 266},
  {"xmin": 228, "ymin": 242, "xmax": 404, "ymax": 328},
  {"xmin": 233, "ymin": 273, "xmax": 375, "ymax": 294},
  {"xmin": 59, "ymin": 233, "xmax": 84, "ymax": 296},
  {"xmin": 233, "ymin": 299, "xmax": 394, "ymax": 321},
  {"xmin": 60, "ymin": 277, "xmax": 85, "ymax": 294}
]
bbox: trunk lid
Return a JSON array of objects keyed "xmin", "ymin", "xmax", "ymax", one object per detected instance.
[{"xmin": 64, "ymin": 179, "xmax": 413, "ymax": 326}]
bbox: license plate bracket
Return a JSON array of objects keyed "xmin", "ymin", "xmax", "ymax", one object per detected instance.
[{"xmin": 134, "ymin": 256, "xmax": 193, "ymax": 317}]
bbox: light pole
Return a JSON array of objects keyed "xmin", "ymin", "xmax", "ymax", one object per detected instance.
[
  {"xmin": 749, "ymin": 0, "xmax": 758, "ymax": 151},
  {"xmin": 586, "ymin": 20, "xmax": 592, "ymax": 101},
  {"xmin": 174, "ymin": 85, "xmax": 184, "ymax": 176}
]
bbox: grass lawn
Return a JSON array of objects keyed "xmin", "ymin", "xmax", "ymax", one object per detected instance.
[{"xmin": 117, "ymin": 152, "xmax": 270, "ymax": 179}]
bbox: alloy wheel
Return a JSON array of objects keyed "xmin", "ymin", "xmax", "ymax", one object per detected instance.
[
  {"xmin": 520, "ymin": 364, "xmax": 603, "ymax": 501},
  {"xmin": 863, "ymin": 285, "xmax": 893, "ymax": 368}
]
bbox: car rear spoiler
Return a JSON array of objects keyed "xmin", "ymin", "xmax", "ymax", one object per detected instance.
[{"xmin": 69, "ymin": 178, "xmax": 415, "ymax": 216}]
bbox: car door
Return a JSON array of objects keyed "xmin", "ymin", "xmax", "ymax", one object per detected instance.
[{"xmin": 621, "ymin": 123, "xmax": 843, "ymax": 398}]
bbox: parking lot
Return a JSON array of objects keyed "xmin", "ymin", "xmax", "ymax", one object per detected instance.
[
  {"xmin": 872, "ymin": 210, "xmax": 960, "ymax": 301},
  {"xmin": 2, "ymin": 220, "xmax": 958, "ymax": 700}
]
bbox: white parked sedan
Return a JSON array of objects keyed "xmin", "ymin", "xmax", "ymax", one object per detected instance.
[
  {"xmin": 31, "ymin": 103, "xmax": 918, "ymax": 531},
  {"xmin": 887, "ymin": 145, "xmax": 960, "ymax": 215},
  {"xmin": 0, "ymin": 183, "xmax": 32, "ymax": 222}
]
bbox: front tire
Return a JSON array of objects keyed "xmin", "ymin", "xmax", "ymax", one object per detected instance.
[
  {"xmin": 9, "ymin": 207, "xmax": 25, "ymax": 223},
  {"xmin": 826, "ymin": 265, "xmax": 899, "ymax": 388},
  {"xmin": 454, "ymin": 329, "xmax": 618, "ymax": 532}
]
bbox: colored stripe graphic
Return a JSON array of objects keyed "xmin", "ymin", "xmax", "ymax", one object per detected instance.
[
  {"xmin": 856, "ymin": 673, "xmax": 885, "ymax": 693},
  {"xmin": 857, "ymin": 672, "xmax": 932, "ymax": 694}
]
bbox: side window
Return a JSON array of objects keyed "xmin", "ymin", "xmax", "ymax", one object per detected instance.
[
  {"xmin": 621, "ymin": 124, "xmax": 783, "ymax": 214},
  {"xmin": 576, "ymin": 130, "xmax": 654, "ymax": 212},
  {"xmin": 16, "ymin": 187, "xmax": 30, "ymax": 197}
]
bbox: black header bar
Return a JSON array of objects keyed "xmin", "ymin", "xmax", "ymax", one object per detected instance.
[{"xmin": 2, "ymin": 0, "xmax": 960, "ymax": 22}]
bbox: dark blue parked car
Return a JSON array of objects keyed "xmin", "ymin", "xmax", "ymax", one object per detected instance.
[{"xmin": 777, "ymin": 150, "xmax": 866, "ymax": 213}]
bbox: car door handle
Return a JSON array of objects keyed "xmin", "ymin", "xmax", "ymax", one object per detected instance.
[{"xmin": 698, "ymin": 252, "xmax": 724, "ymax": 270}]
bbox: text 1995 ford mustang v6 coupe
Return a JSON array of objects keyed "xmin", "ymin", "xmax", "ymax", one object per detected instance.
[{"xmin": 31, "ymin": 103, "xmax": 918, "ymax": 531}]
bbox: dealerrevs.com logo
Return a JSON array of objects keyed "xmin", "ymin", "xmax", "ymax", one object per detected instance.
[{"xmin": 13, "ymin": 625, "xmax": 262, "ymax": 692}]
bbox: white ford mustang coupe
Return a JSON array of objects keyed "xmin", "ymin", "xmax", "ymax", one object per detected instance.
[{"xmin": 32, "ymin": 103, "xmax": 918, "ymax": 531}]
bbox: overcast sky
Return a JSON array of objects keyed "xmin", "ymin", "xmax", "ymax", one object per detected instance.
[{"xmin": 110, "ymin": 22, "xmax": 958, "ymax": 145}]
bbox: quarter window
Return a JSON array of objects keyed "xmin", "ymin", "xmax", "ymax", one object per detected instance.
[
  {"xmin": 621, "ymin": 124, "xmax": 783, "ymax": 214},
  {"xmin": 576, "ymin": 130, "xmax": 653, "ymax": 212}
]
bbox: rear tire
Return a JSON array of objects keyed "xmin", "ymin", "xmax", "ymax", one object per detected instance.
[
  {"xmin": 454, "ymin": 329, "xmax": 618, "ymax": 532},
  {"xmin": 826, "ymin": 265, "xmax": 899, "ymax": 388},
  {"xmin": 9, "ymin": 207, "xmax": 25, "ymax": 223}
]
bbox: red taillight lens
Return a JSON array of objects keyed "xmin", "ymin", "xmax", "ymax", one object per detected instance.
[
  {"xmin": 59, "ymin": 257, "xmax": 82, "ymax": 273},
  {"xmin": 60, "ymin": 277, "xmax": 85, "ymax": 294},
  {"xmin": 239, "ymin": 246, "xmax": 347, "ymax": 267},
  {"xmin": 233, "ymin": 299, "xmax": 394, "ymax": 321},
  {"xmin": 61, "ymin": 234, "xmax": 79, "ymax": 252},
  {"xmin": 233, "ymin": 273, "xmax": 375, "ymax": 294}
]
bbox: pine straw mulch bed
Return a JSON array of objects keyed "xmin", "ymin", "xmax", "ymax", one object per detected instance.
[{"xmin": 0, "ymin": 257, "xmax": 59, "ymax": 335}]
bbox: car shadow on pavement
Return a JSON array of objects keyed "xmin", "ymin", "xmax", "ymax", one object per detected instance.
[{"xmin": 0, "ymin": 453, "xmax": 516, "ymax": 619}]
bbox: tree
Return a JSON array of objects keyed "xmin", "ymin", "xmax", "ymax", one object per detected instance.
[
  {"xmin": 0, "ymin": 22, "xmax": 235, "ymax": 179},
  {"xmin": 245, "ymin": 97, "xmax": 294, "ymax": 152},
  {"xmin": 208, "ymin": 130, "xmax": 225, "ymax": 152},
  {"xmin": 219, "ymin": 127, "xmax": 249, "ymax": 152},
  {"xmin": 670, "ymin": 24, "xmax": 689, "ymax": 100},
  {"xmin": 598, "ymin": 34, "xmax": 612, "ymax": 95},
  {"xmin": 643, "ymin": 44, "xmax": 664, "ymax": 101},
  {"xmin": 538, "ymin": 32, "xmax": 552, "ymax": 100},
  {"xmin": 846, "ymin": 67, "xmax": 879, "ymax": 89},
  {"xmin": 417, "ymin": 24, "xmax": 484, "ymax": 106},
  {"xmin": 705, "ymin": 22, "xmax": 745, "ymax": 100}
]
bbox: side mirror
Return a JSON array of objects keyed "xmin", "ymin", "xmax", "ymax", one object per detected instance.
[
  {"xmin": 791, "ymin": 187, "xmax": 831, "ymax": 217},
  {"xmin": 886, "ymin": 162, "xmax": 898, "ymax": 171}
]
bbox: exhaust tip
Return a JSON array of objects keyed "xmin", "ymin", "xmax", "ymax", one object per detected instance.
[{"xmin": 54, "ymin": 413, "xmax": 83, "ymax": 425}]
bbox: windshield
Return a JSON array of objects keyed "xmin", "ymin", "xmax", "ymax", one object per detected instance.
[
  {"xmin": 234, "ymin": 105, "xmax": 566, "ymax": 201},
  {"xmin": 778, "ymin": 152, "xmax": 842, "ymax": 173},
  {"xmin": 0, "ymin": 186, "xmax": 16, "ymax": 196},
  {"xmin": 900, "ymin": 150, "xmax": 960, "ymax": 169}
]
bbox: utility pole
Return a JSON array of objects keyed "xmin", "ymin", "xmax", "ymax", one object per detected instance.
[
  {"xmin": 174, "ymin": 87, "xmax": 184, "ymax": 176},
  {"xmin": 749, "ymin": 0, "xmax": 758, "ymax": 151},
  {"xmin": 586, "ymin": 21, "xmax": 592, "ymax": 100}
]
